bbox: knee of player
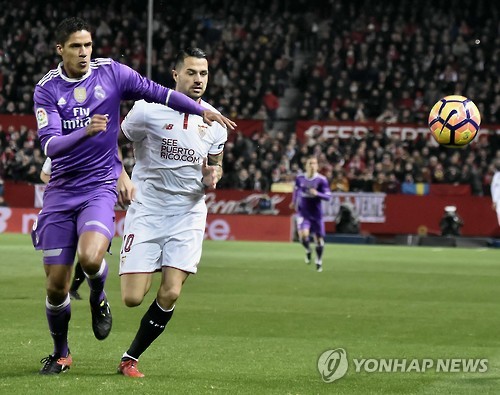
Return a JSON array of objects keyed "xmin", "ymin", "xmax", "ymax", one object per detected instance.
[
  {"xmin": 46, "ymin": 272, "xmax": 69, "ymax": 291},
  {"xmin": 78, "ymin": 254, "xmax": 105, "ymax": 274},
  {"xmin": 157, "ymin": 287, "xmax": 182, "ymax": 306},
  {"xmin": 122, "ymin": 293, "xmax": 144, "ymax": 308},
  {"xmin": 77, "ymin": 244, "xmax": 106, "ymax": 270},
  {"xmin": 46, "ymin": 284, "xmax": 69, "ymax": 302}
]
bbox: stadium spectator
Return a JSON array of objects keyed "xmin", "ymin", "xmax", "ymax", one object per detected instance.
[
  {"xmin": 249, "ymin": 168, "xmax": 270, "ymax": 192},
  {"xmin": 330, "ymin": 169, "xmax": 349, "ymax": 192}
]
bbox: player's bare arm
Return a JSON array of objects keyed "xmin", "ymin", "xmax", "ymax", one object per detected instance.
[
  {"xmin": 116, "ymin": 150, "xmax": 136, "ymax": 208},
  {"xmin": 202, "ymin": 110, "xmax": 236, "ymax": 130},
  {"xmin": 208, "ymin": 152, "xmax": 223, "ymax": 179},
  {"xmin": 116, "ymin": 131, "xmax": 136, "ymax": 208},
  {"xmin": 117, "ymin": 170, "xmax": 135, "ymax": 208},
  {"xmin": 202, "ymin": 153, "xmax": 224, "ymax": 189},
  {"xmin": 40, "ymin": 170, "xmax": 50, "ymax": 184}
]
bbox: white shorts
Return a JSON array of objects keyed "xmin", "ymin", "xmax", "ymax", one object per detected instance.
[{"xmin": 119, "ymin": 202, "xmax": 207, "ymax": 275}]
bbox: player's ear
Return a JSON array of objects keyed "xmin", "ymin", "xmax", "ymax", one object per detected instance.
[
  {"xmin": 56, "ymin": 44, "xmax": 63, "ymax": 55},
  {"xmin": 172, "ymin": 69, "xmax": 178, "ymax": 83}
]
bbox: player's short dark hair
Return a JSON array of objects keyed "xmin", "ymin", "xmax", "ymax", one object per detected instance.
[
  {"xmin": 174, "ymin": 47, "xmax": 207, "ymax": 70},
  {"xmin": 55, "ymin": 17, "xmax": 91, "ymax": 45}
]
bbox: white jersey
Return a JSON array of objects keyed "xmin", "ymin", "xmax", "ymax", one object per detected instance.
[
  {"xmin": 491, "ymin": 171, "xmax": 500, "ymax": 205},
  {"xmin": 491, "ymin": 171, "xmax": 500, "ymax": 226},
  {"xmin": 121, "ymin": 99, "xmax": 227, "ymax": 215}
]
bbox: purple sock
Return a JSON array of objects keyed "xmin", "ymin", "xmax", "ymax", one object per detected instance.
[
  {"xmin": 87, "ymin": 260, "xmax": 108, "ymax": 304},
  {"xmin": 46, "ymin": 296, "xmax": 71, "ymax": 357}
]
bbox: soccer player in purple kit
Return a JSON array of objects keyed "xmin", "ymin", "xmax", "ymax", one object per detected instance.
[
  {"xmin": 32, "ymin": 17, "xmax": 235, "ymax": 375},
  {"xmin": 290, "ymin": 156, "xmax": 332, "ymax": 272}
]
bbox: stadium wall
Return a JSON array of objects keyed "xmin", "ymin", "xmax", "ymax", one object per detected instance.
[
  {"xmin": 0, "ymin": 207, "xmax": 294, "ymax": 242},
  {"xmin": 2, "ymin": 184, "xmax": 499, "ymax": 238},
  {"xmin": 295, "ymin": 120, "xmax": 500, "ymax": 144}
]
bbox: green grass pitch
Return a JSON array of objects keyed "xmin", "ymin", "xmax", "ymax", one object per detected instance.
[{"xmin": 0, "ymin": 233, "xmax": 500, "ymax": 394}]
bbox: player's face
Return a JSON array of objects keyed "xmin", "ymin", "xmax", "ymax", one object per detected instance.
[
  {"xmin": 57, "ymin": 30, "xmax": 93, "ymax": 78},
  {"xmin": 173, "ymin": 57, "xmax": 209, "ymax": 100},
  {"xmin": 306, "ymin": 158, "xmax": 318, "ymax": 175}
]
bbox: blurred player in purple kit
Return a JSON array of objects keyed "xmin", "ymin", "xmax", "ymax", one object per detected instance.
[
  {"xmin": 116, "ymin": 48, "xmax": 227, "ymax": 378},
  {"xmin": 290, "ymin": 156, "xmax": 332, "ymax": 272},
  {"xmin": 32, "ymin": 18, "xmax": 235, "ymax": 375}
]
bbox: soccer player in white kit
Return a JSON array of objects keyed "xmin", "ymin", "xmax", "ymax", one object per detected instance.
[
  {"xmin": 491, "ymin": 159, "xmax": 500, "ymax": 225},
  {"xmin": 117, "ymin": 48, "xmax": 228, "ymax": 377}
]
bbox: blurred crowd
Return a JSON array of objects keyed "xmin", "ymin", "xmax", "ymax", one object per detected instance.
[
  {"xmin": 1, "ymin": 0, "xmax": 499, "ymax": 201},
  {"xmin": 213, "ymin": 128, "xmax": 496, "ymax": 196},
  {"xmin": 296, "ymin": 0, "xmax": 500, "ymax": 125}
]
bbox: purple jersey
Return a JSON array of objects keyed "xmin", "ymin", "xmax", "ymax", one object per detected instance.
[
  {"xmin": 292, "ymin": 173, "xmax": 331, "ymax": 220},
  {"xmin": 33, "ymin": 58, "xmax": 171, "ymax": 195}
]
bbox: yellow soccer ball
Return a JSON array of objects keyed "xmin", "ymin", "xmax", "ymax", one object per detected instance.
[{"xmin": 428, "ymin": 95, "xmax": 481, "ymax": 148}]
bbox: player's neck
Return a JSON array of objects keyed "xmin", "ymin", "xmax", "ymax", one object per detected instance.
[{"xmin": 178, "ymin": 90, "xmax": 202, "ymax": 103}]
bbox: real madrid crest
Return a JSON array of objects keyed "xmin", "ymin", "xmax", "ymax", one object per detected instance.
[
  {"xmin": 73, "ymin": 87, "xmax": 87, "ymax": 103},
  {"xmin": 94, "ymin": 85, "xmax": 106, "ymax": 100}
]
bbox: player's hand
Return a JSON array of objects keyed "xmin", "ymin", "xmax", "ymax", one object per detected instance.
[
  {"xmin": 116, "ymin": 169, "xmax": 136, "ymax": 208},
  {"xmin": 201, "ymin": 158, "xmax": 221, "ymax": 190},
  {"xmin": 86, "ymin": 114, "xmax": 109, "ymax": 136},
  {"xmin": 308, "ymin": 188, "xmax": 318, "ymax": 196},
  {"xmin": 201, "ymin": 110, "xmax": 237, "ymax": 130}
]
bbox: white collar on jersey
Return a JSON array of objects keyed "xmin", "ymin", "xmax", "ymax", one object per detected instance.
[
  {"xmin": 57, "ymin": 61, "xmax": 92, "ymax": 82},
  {"xmin": 305, "ymin": 172, "xmax": 318, "ymax": 180}
]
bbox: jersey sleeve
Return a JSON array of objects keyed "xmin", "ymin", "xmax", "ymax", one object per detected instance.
[
  {"xmin": 113, "ymin": 60, "xmax": 204, "ymax": 115},
  {"xmin": 114, "ymin": 60, "xmax": 169, "ymax": 103},
  {"xmin": 317, "ymin": 176, "xmax": 332, "ymax": 201},
  {"xmin": 34, "ymin": 85, "xmax": 64, "ymax": 155},
  {"xmin": 121, "ymin": 100, "xmax": 147, "ymax": 142},
  {"xmin": 208, "ymin": 123, "xmax": 228, "ymax": 156}
]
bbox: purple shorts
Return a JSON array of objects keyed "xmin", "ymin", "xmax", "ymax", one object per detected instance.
[
  {"xmin": 296, "ymin": 214, "xmax": 325, "ymax": 237},
  {"xmin": 31, "ymin": 186, "xmax": 116, "ymax": 264}
]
